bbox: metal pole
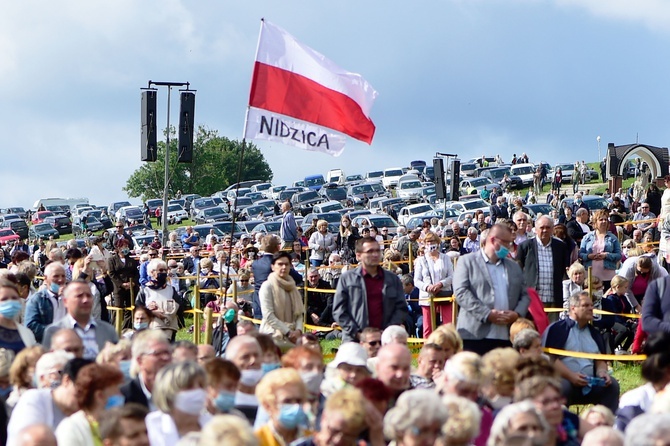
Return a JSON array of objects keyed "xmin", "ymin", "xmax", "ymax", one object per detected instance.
[{"xmin": 161, "ymin": 86, "xmax": 171, "ymax": 249}]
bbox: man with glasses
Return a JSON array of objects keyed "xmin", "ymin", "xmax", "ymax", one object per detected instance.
[
  {"xmin": 333, "ymin": 237, "xmax": 408, "ymax": 342},
  {"xmin": 121, "ymin": 330, "xmax": 172, "ymax": 410},
  {"xmin": 512, "ymin": 211, "xmax": 530, "ymax": 245},
  {"xmin": 453, "ymin": 223, "xmax": 530, "ymax": 355},
  {"xmin": 634, "ymin": 202, "xmax": 656, "ymax": 235},
  {"xmin": 110, "ymin": 220, "xmax": 133, "ymax": 249},
  {"xmin": 542, "ymin": 291, "xmax": 620, "ymax": 412}
]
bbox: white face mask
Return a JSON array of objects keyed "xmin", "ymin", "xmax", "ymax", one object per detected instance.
[
  {"xmin": 426, "ymin": 244, "xmax": 439, "ymax": 253},
  {"xmin": 239, "ymin": 368, "xmax": 264, "ymax": 387},
  {"xmin": 489, "ymin": 395, "xmax": 513, "ymax": 411},
  {"xmin": 174, "ymin": 388, "xmax": 207, "ymax": 415},
  {"xmin": 300, "ymin": 371, "xmax": 323, "ymax": 395},
  {"xmin": 342, "ymin": 221, "xmax": 349, "ymax": 227}
]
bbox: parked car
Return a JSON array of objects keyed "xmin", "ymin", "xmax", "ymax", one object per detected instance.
[
  {"xmin": 194, "ymin": 207, "xmax": 230, "ymax": 224},
  {"xmin": 238, "ymin": 205, "xmax": 272, "ymax": 221},
  {"xmin": 116, "ymin": 206, "xmax": 144, "ymax": 224},
  {"xmin": 396, "ymin": 174, "xmax": 424, "ymax": 202},
  {"xmin": 459, "ymin": 177, "xmax": 494, "ymax": 196},
  {"xmin": 31, "ymin": 211, "xmax": 55, "ymax": 224},
  {"xmin": 559, "ymin": 195, "xmax": 610, "ymax": 212},
  {"xmin": 351, "ymin": 214, "xmax": 400, "ymax": 236},
  {"xmin": 251, "ymin": 221, "xmax": 282, "ymax": 235},
  {"xmin": 145, "ymin": 199, "xmax": 163, "ymax": 214},
  {"xmin": 108, "ymin": 201, "xmax": 132, "ymax": 219},
  {"xmin": 447, "ymin": 199, "xmax": 490, "ymax": 215},
  {"xmin": 290, "ymin": 190, "xmax": 323, "ymax": 216},
  {"xmin": 318, "ymin": 184, "xmax": 348, "ymax": 203},
  {"xmin": 0, "ymin": 229, "xmax": 20, "ymax": 245},
  {"xmin": 29, "ymin": 223, "xmax": 60, "ymax": 240},
  {"xmin": 397, "ymin": 203, "xmax": 435, "ymax": 226},
  {"xmin": 460, "ymin": 162, "xmax": 479, "ymax": 178},
  {"xmin": 405, "ymin": 214, "xmax": 441, "ymax": 230},
  {"xmin": 268, "ymin": 185, "xmax": 287, "ymax": 200},
  {"xmin": 523, "ymin": 203, "xmax": 554, "ymax": 219},
  {"xmin": 509, "ymin": 163, "xmax": 536, "ymax": 187},
  {"xmin": 312, "ymin": 201, "xmax": 345, "ymax": 214},
  {"xmin": 480, "ymin": 167, "xmax": 523, "ymax": 190},
  {"xmin": 72, "ymin": 215, "xmax": 105, "ymax": 236},
  {"xmin": 166, "ymin": 204, "xmax": 188, "ymax": 224},
  {"xmin": 80, "ymin": 210, "xmax": 112, "ymax": 229},
  {"xmin": 190, "ymin": 197, "xmax": 218, "ymax": 219},
  {"xmin": 1, "ymin": 220, "xmax": 29, "ymax": 239},
  {"xmin": 382, "ymin": 167, "xmax": 404, "ymax": 189},
  {"xmin": 301, "ymin": 212, "xmax": 343, "ymax": 226},
  {"xmin": 2, "ymin": 207, "xmax": 28, "ymax": 219},
  {"xmin": 43, "ymin": 215, "xmax": 73, "ymax": 235}
]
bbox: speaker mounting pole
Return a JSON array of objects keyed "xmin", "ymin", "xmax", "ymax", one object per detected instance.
[{"xmin": 144, "ymin": 81, "xmax": 192, "ymax": 249}]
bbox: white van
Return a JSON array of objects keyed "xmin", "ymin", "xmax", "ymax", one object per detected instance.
[
  {"xmin": 382, "ymin": 167, "xmax": 404, "ymax": 189},
  {"xmin": 326, "ymin": 169, "xmax": 345, "ymax": 185},
  {"xmin": 33, "ymin": 197, "xmax": 89, "ymax": 211},
  {"xmin": 509, "ymin": 163, "xmax": 536, "ymax": 187}
]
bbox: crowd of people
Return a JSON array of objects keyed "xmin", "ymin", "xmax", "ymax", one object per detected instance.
[{"xmin": 2, "ymin": 164, "xmax": 670, "ymax": 445}]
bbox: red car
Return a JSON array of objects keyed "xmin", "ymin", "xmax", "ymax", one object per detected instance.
[
  {"xmin": 0, "ymin": 229, "xmax": 19, "ymax": 245},
  {"xmin": 31, "ymin": 211, "xmax": 54, "ymax": 224}
]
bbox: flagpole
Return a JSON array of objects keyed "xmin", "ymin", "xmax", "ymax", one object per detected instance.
[{"xmin": 223, "ymin": 136, "xmax": 247, "ymax": 306}]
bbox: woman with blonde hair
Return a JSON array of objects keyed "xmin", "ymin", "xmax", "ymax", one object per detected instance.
[
  {"xmin": 579, "ymin": 208, "xmax": 622, "ymax": 289},
  {"xmin": 6, "ymin": 345, "xmax": 44, "ymax": 409},
  {"xmin": 426, "ymin": 324, "xmax": 462, "ymax": 360},
  {"xmin": 255, "ymin": 368, "xmax": 310, "ymax": 446},
  {"xmin": 486, "ymin": 400, "xmax": 550, "ymax": 446},
  {"xmin": 308, "ymin": 220, "xmax": 336, "ymax": 267},
  {"xmin": 562, "ymin": 262, "xmax": 585, "ymax": 311},
  {"xmin": 441, "ymin": 395, "xmax": 482, "ymax": 446},
  {"xmin": 481, "ymin": 348, "xmax": 520, "ymax": 411},
  {"xmin": 384, "ymin": 389, "xmax": 448, "ymax": 446},
  {"xmin": 199, "ymin": 414, "xmax": 257, "ymax": 446},
  {"xmin": 414, "ymin": 231, "xmax": 454, "ymax": 338}
]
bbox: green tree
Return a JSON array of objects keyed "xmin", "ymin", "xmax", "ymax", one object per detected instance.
[{"xmin": 124, "ymin": 126, "xmax": 273, "ymax": 201}]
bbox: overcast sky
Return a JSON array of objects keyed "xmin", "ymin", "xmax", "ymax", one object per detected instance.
[{"xmin": 2, "ymin": 0, "xmax": 670, "ymax": 208}]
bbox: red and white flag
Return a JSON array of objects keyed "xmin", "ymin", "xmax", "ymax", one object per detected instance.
[{"xmin": 243, "ymin": 20, "xmax": 378, "ymax": 157}]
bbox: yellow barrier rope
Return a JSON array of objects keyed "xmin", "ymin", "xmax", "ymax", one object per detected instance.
[
  {"xmin": 542, "ymin": 307, "xmax": 641, "ymax": 319},
  {"xmin": 543, "ymin": 347, "xmax": 646, "ymax": 361}
]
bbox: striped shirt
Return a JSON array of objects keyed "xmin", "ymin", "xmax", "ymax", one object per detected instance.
[{"xmin": 536, "ymin": 237, "xmax": 554, "ymax": 303}]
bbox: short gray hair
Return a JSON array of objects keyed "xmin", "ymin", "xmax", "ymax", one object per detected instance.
[
  {"xmin": 583, "ymin": 426, "xmax": 623, "ymax": 445},
  {"xmin": 487, "ymin": 400, "xmax": 550, "ymax": 446},
  {"xmin": 35, "ymin": 351, "xmax": 74, "ymax": 386},
  {"xmin": 147, "ymin": 258, "xmax": 168, "ymax": 275},
  {"xmin": 131, "ymin": 330, "xmax": 170, "ymax": 360},
  {"xmin": 512, "ymin": 329, "xmax": 541, "ymax": 351},
  {"xmin": 225, "ymin": 335, "xmax": 261, "ymax": 362},
  {"xmin": 624, "ymin": 413, "xmax": 670, "ymax": 446},
  {"xmin": 381, "ymin": 325, "xmax": 408, "ymax": 346},
  {"xmin": 467, "ymin": 227, "xmax": 478, "ymax": 235},
  {"xmin": 152, "ymin": 361, "xmax": 206, "ymax": 413},
  {"xmin": 383, "ymin": 390, "xmax": 448, "ymax": 440},
  {"xmin": 568, "ymin": 290, "xmax": 589, "ymax": 308}
]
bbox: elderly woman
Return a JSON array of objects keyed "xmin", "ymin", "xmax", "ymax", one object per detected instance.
[
  {"xmin": 515, "ymin": 374, "xmax": 593, "ymax": 445},
  {"xmin": 136, "ymin": 259, "xmax": 180, "ymax": 341},
  {"xmin": 241, "ymin": 244, "xmax": 259, "ymax": 269},
  {"xmin": 146, "ymin": 361, "xmax": 209, "ymax": 446},
  {"xmin": 579, "ymin": 209, "xmax": 622, "ymax": 289},
  {"xmin": 562, "ymin": 262, "xmax": 585, "ymax": 311},
  {"xmin": 199, "ymin": 414, "xmax": 257, "ymax": 446},
  {"xmin": 259, "ymin": 252, "xmax": 304, "ymax": 349},
  {"xmin": 442, "ymin": 395, "xmax": 482, "ymax": 446},
  {"xmin": 426, "ymin": 324, "xmax": 462, "ymax": 360},
  {"xmin": 6, "ymin": 345, "xmax": 44, "ymax": 409},
  {"xmin": 55, "ymin": 363, "xmax": 125, "ymax": 445},
  {"xmin": 512, "ymin": 329, "xmax": 544, "ymax": 359},
  {"xmin": 255, "ymin": 368, "xmax": 310, "ymax": 446},
  {"xmin": 336, "ymin": 215, "xmax": 359, "ymax": 264},
  {"xmin": 383, "ymin": 389, "xmax": 448, "ymax": 446},
  {"xmin": 226, "ymin": 268, "xmax": 253, "ymax": 303},
  {"xmin": 414, "ymin": 231, "xmax": 454, "ymax": 338},
  {"xmin": 486, "ymin": 400, "xmax": 550, "ymax": 446},
  {"xmin": 308, "ymin": 220, "xmax": 337, "ymax": 267},
  {"xmin": 481, "ymin": 348, "xmax": 520, "ymax": 411},
  {"xmin": 312, "ymin": 387, "xmax": 371, "ymax": 446},
  {"xmin": 0, "ymin": 279, "xmax": 35, "ymax": 355},
  {"xmin": 167, "ymin": 231, "xmax": 183, "ymax": 253}
]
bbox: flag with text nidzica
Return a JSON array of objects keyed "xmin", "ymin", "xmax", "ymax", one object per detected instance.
[{"xmin": 243, "ymin": 20, "xmax": 378, "ymax": 157}]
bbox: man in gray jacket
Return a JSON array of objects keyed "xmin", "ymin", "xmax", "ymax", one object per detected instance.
[
  {"xmin": 453, "ymin": 223, "xmax": 530, "ymax": 355},
  {"xmin": 333, "ymin": 237, "xmax": 409, "ymax": 342},
  {"xmin": 43, "ymin": 280, "xmax": 118, "ymax": 360}
]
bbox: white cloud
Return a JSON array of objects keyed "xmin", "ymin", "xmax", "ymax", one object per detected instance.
[{"xmin": 556, "ymin": 0, "xmax": 670, "ymax": 31}]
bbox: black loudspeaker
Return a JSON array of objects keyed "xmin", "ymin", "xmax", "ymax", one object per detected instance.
[
  {"xmin": 433, "ymin": 158, "xmax": 446, "ymax": 200},
  {"xmin": 141, "ymin": 90, "xmax": 157, "ymax": 162},
  {"xmin": 609, "ymin": 153, "xmax": 619, "ymax": 176},
  {"xmin": 178, "ymin": 91, "xmax": 196, "ymax": 163},
  {"xmin": 450, "ymin": 159, "xmax": 461, "ymax": 201}
]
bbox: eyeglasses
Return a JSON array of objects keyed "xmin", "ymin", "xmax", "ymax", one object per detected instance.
[
  {"xmin": 116, "ymin": 225, "xmax": 124, "ymax": 228},
  {"xmin": 365, "ymin": 340, "xmax": 381, "ymax": 346},
  {"xmin": 240, "ymin": 279, "xmax": 249, "ymax": 283}
]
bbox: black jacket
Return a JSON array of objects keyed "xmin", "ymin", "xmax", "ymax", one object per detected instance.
[
  {"xmin": 516, "ymin": 237, "xmax": 569, "ymax": 309},
  {"xmin": 120, "ymin": 377, "xmax": 149, "ymax": 409}
]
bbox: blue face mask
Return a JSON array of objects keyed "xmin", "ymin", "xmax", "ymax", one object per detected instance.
[
  {"xmin": 119, "ymin": 360, "xmax": 132, "ymax": 380},
  {"xmin": 105, "ymin": 394, "xmax": 125, "ymax": 410},
  {"xmin": 278, "ymin": 403, "xmax": 308, "ymax": 429},
  {"xmin": 49, "ymin": 282, "xmax": 61, "ymax": 294},
  {"xmin": 223, "ymin": 309, "xmax": 236, "ymax": 324},
  {"xmin": 134, "ymin": 322, "xmax": 149, "ymax": 331},
  {"xmin": 495, "ymin": 245, "xmax": 510, "ymax": 260},
  {"xmin": 261, "ymin": 363, "xmax": 281, "ymax": 374},
  {"xmin": 0, "ymin": 300, "xmax": 22, "ymax": 319},
  {"xmin": 213, "ymin": 390, "xmax": 236, "ymax": 413}
]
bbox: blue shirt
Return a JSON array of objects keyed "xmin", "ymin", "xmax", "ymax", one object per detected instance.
[{"xmin": 181, "ymin": 232, "xmax": 200, "ymax": 249}]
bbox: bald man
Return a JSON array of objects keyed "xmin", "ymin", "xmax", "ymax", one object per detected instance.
[
  {"xmin": 375, "ymin": 343, "xmax": 412, "ymax": 399},
  {"xmin": 49, "ymin": 328, "xmax": 84, "ymax": 358},
  {"xmin": 197, "ymin": 345, "xmax": 215, "ymax": 365},
  {"xmin": 516, "ymin": 215, "xmax": 568, "ymax": 316}
]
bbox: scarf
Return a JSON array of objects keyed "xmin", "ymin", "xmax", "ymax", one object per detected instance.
[{"xmin": 267, "ymin": 272, "xmax": 304, "ymax": 325}]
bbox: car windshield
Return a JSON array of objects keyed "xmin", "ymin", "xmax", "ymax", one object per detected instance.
[
  {"xmin": 272, "ymin": 186, "xmax": 286, "ymax": 193},
  {"xmin": 424, "ymin": 167, "xmax": 434, "ymax": 175},
  {"xmin": 408, "ymin": 205, "xmax": 433, "ymax": 215},
  {"xmin": 263, "ymin": 222, "xmax": 281, "ymax": 232},
  {"xmin": 352, "ymin": 184, "xmax": 374, "ymax": 194},
  {"xmin": 461, "ymin": 163, "xmax": 477, "ymax": 171},
  {"xmin": 146, "ymin": 199, "xmax": 162, "ymax": 207},
  {"xmin": 194, "ymin": 199, "xmax": 215, "ymax": 208},
  {"xmin": 346, "ymin": 175, "xmax": 363, "ymax": 181},
  {"xmin": 35, "ymin": 224, "xmax": 52, "ymax": 231},
  {"xmin": 204, "ymin": 208, "xmax": 223, "ymax": 216},
  {"xmin": 367, "ymin": 171, "xmax": 383, "ymax": 178},
  {"xmin": 557, "ymin": 164, "xmax": 573, "ymax": 171},
  {"xmin": 385, "ymin": 169, "xmax": 403, "ymax": 177},
  {"xmin": 487, "ymin": 169, "xmax": 508, "ymax": 179},
  {"xmin": 255, "ymin": 184, "xmax": 271, "ymax": 191},
  {"xmin": 213, "ymin": 223, "xmax": 246, "ymax": 233},
  {"xmin": 321, "ymin": 203, "xmax": 343, "ymax": 212},
  {"xmin": 400, "ymin": 181, "xmax": 422, "ymax": 189},
  {"xmin": 462, "ymin": 200, "xmax": 488, "ymax": 210},
  {"xmin": 168, "ymin": 205, "xmax": 183, "ymax": 212},
  {"xmin": 527, "ymin": 205, "xmax": 553, "ymax": 215},
  {"xmin": 297, "ymin": 191, "xmax": 319, "ymax": 202},
  {"xmin": 235, "ymin": 198, "xmax": 253, "ymax": 206},
  {"xmin": 0, "ymin": 230, "xmax": 13, "ymax": 237},
  {"xmin": 279, "ymin": 191, "xmax": 297, "ymax": 201},
  {"xmin": 305, "ymin": 177, "xmax": 324, "ymax": 187},
  {"xmin": 513, "ymin": 166, "xmax": 534, "ymax": 175},
  {"xmin": 371, "ymin": 217, "xmax": 398, "ymax": 227},
  {"xmin": 325, "ymin": 188, "xmax": 347, "ymax": 200},
  {"xmin": 470, "ymin": 178, "xmax": 491, "ymax": 187}
]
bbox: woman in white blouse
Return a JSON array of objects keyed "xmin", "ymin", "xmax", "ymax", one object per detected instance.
[
  {"xmin": 308, "ymin": 220, "xmax": 337, "ymax": 267},
  {"xmin": 414, "ymin": 232, "xmax": 454, "ymax": 338}
]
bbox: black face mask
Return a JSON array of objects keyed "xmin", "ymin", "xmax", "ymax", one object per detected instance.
[{"xmin": 149, "ymin": 272, "xmax": 168, "ymax": 289}]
